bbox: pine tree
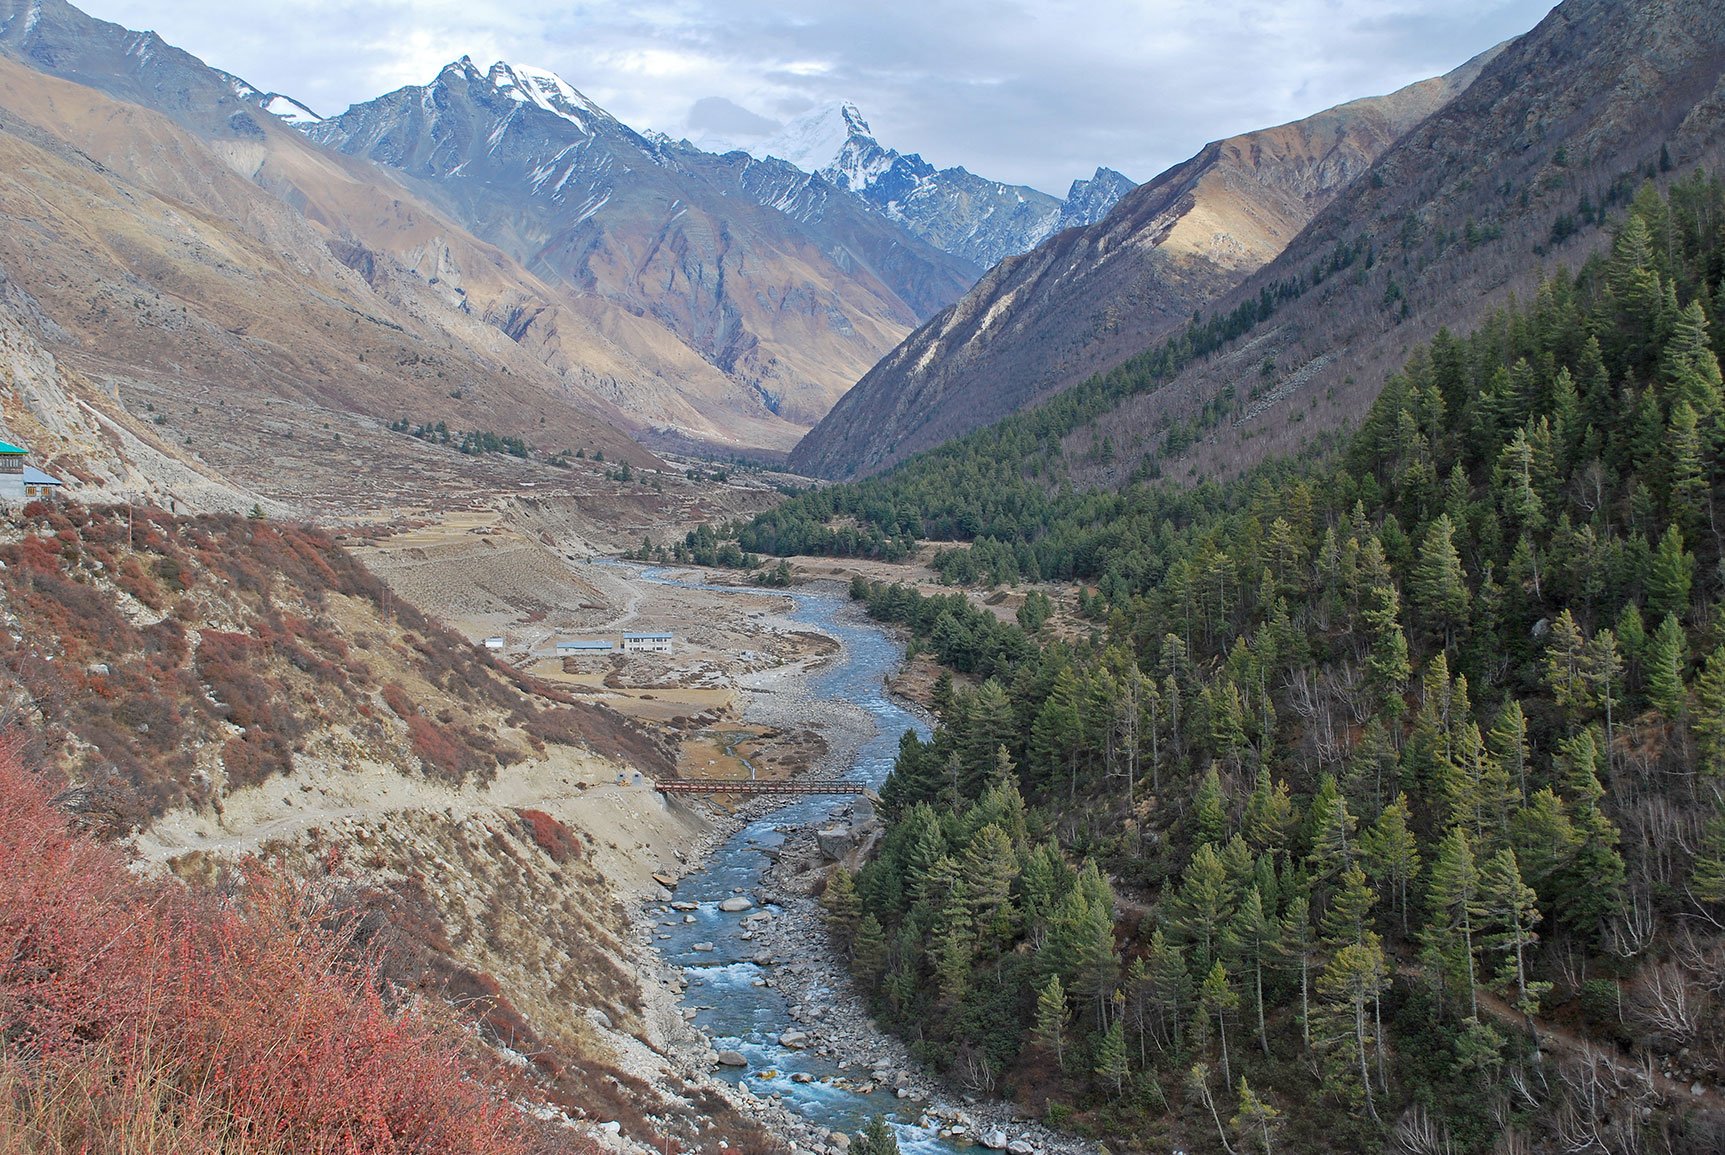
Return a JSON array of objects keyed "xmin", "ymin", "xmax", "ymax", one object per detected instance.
[
  {"xmin": 1512, "ymin": 787, "xmax": 1579, "ymax": 903},
  {"xmin": 1034, "ymin": 975, "xmax": 1070, "ymax": 1070},
  {"xmin": 1241, "ymin": 767, "xmax": 1295, "ymax": 853},
  {"xmin": 1494, "ymin": 428, "xmax": 1547, "ymax": 535},
  {"xmin": 1647, "ymin": 525, "xmax": 1694, "ymax": 620},
  {"xmin": 1124, "ymin": 955, "xmax": 1153, "ymax": 1064},
  {"xmin": 1544, "ymin": 608, "xmax": 1590, "ymax": 713},
  {"xmin": 1224, "ymin": 885, "xmax": 1280, "ymax": 1056},
  {"xmin": 823, "ymin": 866, "xmax": 862, "ymax": 949},
  {"xmin": 1199, "ymin": 960, "xmax": 1241, "ymax": 1085},
  {"xmin": 1231, "ymin": 1076, "xmax": 1284, "ymax": 1155},
  {"xmin": 961, "ymin": 823, "xmax": 1020, "ymax": 948},
  {"xmin": 1314, "ymin": 939, "xmax": 1389, "ymax": 1119},
  {"xmin": 1426, "ymin": 827, "xmax": 1482, "ymax": 1018},
  {"xmin": 1474, "ymin": 848, "xmax": 1548, "ymax": 1015},
  {"xmin": 1175, "ymin": 842, "xmax": 1236, "ymax": 971},
  {"xmin": 1697, "ymin": 645, "xmax": 1725, "ymax": 782},
  {"xmin": 1647, "ymin": 612, "xmax": 1688, "ymax": 720},
  {"xmin": 1362, "ymin": 583, "xmax": 1411, "ymax": 717},
  {"xmin": 1666, "ymin": 400, "xmax": 1710, "ymax": 548},
  {"xmin": 1361, "ymin": 793, "xmax": 1422, "ymax": 934},
  {"xmin": 1195, "ymin": 763, "xmax": 1229, "ymax": 846},
  {"xmin": 1663, "ymin": 297, "xmax": 1725, "ymax": 415},
  {"xmin": 1411, "ymin": 513, "xmax": 1471, "ymax": 649},
  {"xmin": 1032, "ymin": 668, "xmax": 1085, "ymax": 801},
  {"xmin": 1188, "ymin": 1063, "xmax": 1240, "ymax": 1155},
  {"xmin": 933, "ymin": 923, "xmax": 971, "ymax": 1004},
  {"xmin": 1093, "ymin": 1018, "xmax": 1130, "ymax": 1095},
  {"xmin": 1279, "ymin": 896, "xmax": 1317, "ymax": 1056},
  {"xmin": 1304, "ymin": 775, "xmax": 1357, "ymax": 884},
  {"xmin": 1321, "ymin": 863, "xmax": 1378, "ymax": 951},
  {"xmin": 852, "ymin": 914, "xmax": 888, "ymax": 985},
  {"xmin": 1583, "ymin": 629, "xmax": 1624, "ymax": 768},
  {"xmin": 1692, "ymin": 804, "xmax": 1725, "ymax": 904},
  {"xmin": 853, "ymin": 1116, "xmax": 900, "ymax": 1155},
  {"xmin": 1139, "ymin": 927, "xmax": 1187, "ymax": 1052}
]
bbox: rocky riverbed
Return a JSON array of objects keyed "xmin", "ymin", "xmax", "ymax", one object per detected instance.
[{"xmin": 626, "ymin": 580, "xmax": 1095, "ymax": 1155}]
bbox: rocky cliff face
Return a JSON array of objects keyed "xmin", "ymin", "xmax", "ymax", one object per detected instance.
[
  {"xmin": 308, "ymin": 60, "xmax": 979, "ymax": 447},
  {"xmin": 789, "ymin": 53, "xmax": 1494, "ymax": 479}
]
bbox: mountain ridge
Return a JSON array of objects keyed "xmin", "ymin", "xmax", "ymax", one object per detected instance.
[
  {"xmin": 308, "ymin": 57, "xmax": 981, "ymax": 448},
  {"xmin": 1058, "ymin": 0, "xmax": 1725, "ymax": 490},
  {"xmin": 790, "ymin": 50, "xmax": 1497, "ymax": 479},
  {"xmin": 741, "ymin": 99, "xmax": 1134, "ymax": 269}
]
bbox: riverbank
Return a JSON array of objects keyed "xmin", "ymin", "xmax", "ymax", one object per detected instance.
[
  {"xmin": 630, "ymin": 581, "xmax": 1094, "ymax": 1155},
  {"xmin": 750, "ymin": 829, "xmax": 1096, "ymax": 1155}
]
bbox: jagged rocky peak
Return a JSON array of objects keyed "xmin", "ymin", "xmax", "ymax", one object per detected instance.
[
  {"xmin": 477, "ymin": 58, "xmax": 611, "ymax": 129},
  {"xmin": 738, "ymin": 97, "xmax": 1133, "ymax": 269},
  {"xmin": 750, "ymin": 100, "xmax": 875, "ymax": 174},
  {"xmin": 1060, "ymin": 167, "xmax": 1135, "ymax": 229}
]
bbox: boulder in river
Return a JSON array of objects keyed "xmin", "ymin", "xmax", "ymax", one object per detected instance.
[
  {"xmin": 716, "ymin": 1050, "xmax": 749, "ymax": 1067},
  {"xmin": 719, "ymin": 896, "xmax": 755, "ymax": 912},
  {"xmin": 816, "ymin": 827, "xmax": 858, "ymax": 860},
  {"xmin": 779, "ymin": 1030, "xmax": 810, "ymax": 1048},
  {"xmin": 979, "ymin": 1129, "xmax": 1010, "ymax": 1150}
]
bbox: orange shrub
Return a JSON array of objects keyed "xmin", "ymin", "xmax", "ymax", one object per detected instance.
[
  {"xmin": 0, "ymin": 741, "xmax": 552, "ymax": 1154},
  {"xmin": 517, "ymin": 809, "xmax": 581, "ymax": 864}
]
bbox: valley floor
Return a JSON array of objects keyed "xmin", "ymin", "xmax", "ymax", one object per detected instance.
[{"xmin": 121, "ymin": 501, "xmax": 979, "ymax": 1154}]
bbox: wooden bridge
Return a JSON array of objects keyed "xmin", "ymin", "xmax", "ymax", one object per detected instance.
[{"xmin": 654, "ymin": 779, "xmax": 869, "ymax": 797}]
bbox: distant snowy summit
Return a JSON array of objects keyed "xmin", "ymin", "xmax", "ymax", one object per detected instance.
[
  {"xmin": 738, "ymin": 100, "xmax": 1135, "ymax": 269},
  {"xmin": 282, "ymin": 50, "xmax": 1129, "ymax": 275}
]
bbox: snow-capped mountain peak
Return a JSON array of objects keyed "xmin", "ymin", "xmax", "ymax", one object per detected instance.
[
  {"xmin": 481, "ymin": 60, "xmax": 608, "ymax": 132},
  {"xmin": 749, "ymin": 100, "xmax": 873, "ymax": 175}
]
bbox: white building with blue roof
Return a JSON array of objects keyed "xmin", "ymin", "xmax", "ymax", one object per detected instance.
[{"xmin": 0, "ymin": 440, "xmax": 60, "ymax": 502}]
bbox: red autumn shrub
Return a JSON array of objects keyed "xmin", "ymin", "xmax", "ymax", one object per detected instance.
[
  {"xmin": 0, "ymin": 739, "xmax": 549, "ymax": 1154},
  {"xmin": 517, "ymin": 809, "xmax": 580, "ymax": 864},
  {"xmin": 404, "ymin": 714, "xmax": 487, "ymax": 783},
  {"xmin": 382, "ymin": 681, "xmax": 417, "ymax": 720}
]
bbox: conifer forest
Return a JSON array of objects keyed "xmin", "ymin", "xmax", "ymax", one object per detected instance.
[{"xmin": 767, "ymin": 175, "xmax": 1725, "ymax": 1152}]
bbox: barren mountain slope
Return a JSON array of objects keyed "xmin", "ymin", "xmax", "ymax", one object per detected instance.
[
  {"xmin": 2, "ymin": 56, "xmax": 792, "ymax": 517},
  {"xmin": 790, "ymin": 53, "xmax": 1495, "ymax": 479},
  {"xmin": 0, "ymin": 0, "xmax": 969, "ymax": 454},
  {"xmin": 0, "ymin": 499, "xmax": 785, "ymax": 1151},
  {"xmin": 309, "ymin": 58, "xmax": 981, "ymax": 445},
  {"xmin": 1063, "ymin": 0, "xmax": 1725, "ymax": 487}
]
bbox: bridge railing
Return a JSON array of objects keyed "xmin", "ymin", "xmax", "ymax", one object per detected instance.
[{"xmin": 653, "ymin": 780, "xmax": 867, "ymax": 796}]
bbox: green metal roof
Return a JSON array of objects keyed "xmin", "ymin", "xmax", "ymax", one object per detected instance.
[{"xmin": 0, "ymin": 441, "xmax": 25, "ymax": 455}]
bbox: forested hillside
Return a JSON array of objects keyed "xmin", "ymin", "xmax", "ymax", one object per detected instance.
[{"xmin": 814, "ymin": 175, "xmax": 1725, "ymax": 1152}]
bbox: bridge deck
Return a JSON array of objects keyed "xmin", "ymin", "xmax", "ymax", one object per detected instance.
[{"xmin": 655, "ymin": 780, "xmax": 867, "ymax": 796}]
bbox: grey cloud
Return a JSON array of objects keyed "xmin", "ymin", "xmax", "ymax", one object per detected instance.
[{"xmin": 686, "ymin": 96, "xmax": 781, "ymax": 138}]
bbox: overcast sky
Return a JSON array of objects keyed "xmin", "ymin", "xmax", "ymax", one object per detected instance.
[{"xmin": 74, "ymin": 0, "xmax": 1556, "ymax": 195}]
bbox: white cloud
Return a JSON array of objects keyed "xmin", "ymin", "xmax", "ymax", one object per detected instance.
[{"xmin": 73, "ymin": 0, "xmax": 1555, "ymax": 193}]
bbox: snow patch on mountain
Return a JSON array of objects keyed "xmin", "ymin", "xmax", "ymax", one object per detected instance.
[
  {"xmin": 750, "ymin": 101, "xmax": 870, "ymax": 176},
  {"xmin": 482, "ymin": 60, "xmax": 608, "ymax": 134},
  {"xmin": 215, "ymin": 68, "xmax": 323, "ymax": 125}
]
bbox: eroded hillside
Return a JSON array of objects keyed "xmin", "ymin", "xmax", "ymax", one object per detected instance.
[{"xmin": 0, "ymin": 500, "xmax": 776, "ymax": 1151}]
